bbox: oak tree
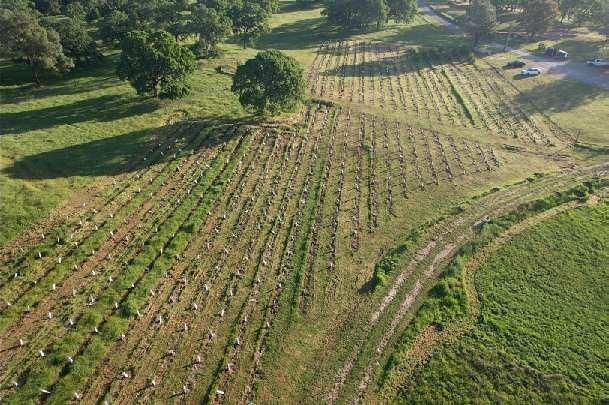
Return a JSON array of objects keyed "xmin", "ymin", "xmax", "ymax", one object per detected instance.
[
  {"xmin": 231, "ymin": 50, "xmax": 306, "ymax": 114},
  {"xmin": 117, "ymin": 30, "xmax": 196, "ymax": 99},
  {"xmin": 521, "ymin": 0, "xmax": 559, "ymax": 38},
  {"xmin": 0, "ymin": 7, "xmax": 73, "ymax": 84},
  {"xmin": 464, "ymin": 0, "xmax": 497, "ymax": 46}
]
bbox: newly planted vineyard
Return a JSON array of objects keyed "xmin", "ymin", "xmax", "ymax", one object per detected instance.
[
  {"xmin": 2, "ymin": 25, "xmax": 601, "ymax": 404},
  {"xmin": 309, "ymin": 41, "xmax": 566, "ymax": 146},
  {"xmin": 0, "ymin": 95, "xmax": 506, "ymax": 402}
]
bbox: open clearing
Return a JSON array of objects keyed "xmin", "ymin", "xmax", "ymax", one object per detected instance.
[{"xmin": 1, "ymin": 1, "xmax": 608, "ymax": 403}]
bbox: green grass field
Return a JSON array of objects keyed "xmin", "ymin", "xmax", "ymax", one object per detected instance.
[
  {"xmin": 3, "ymin": 0, "xmax": 607, "ymax": 247},
  {"xmin": 0, "ymin": 53, "xmax": 249, "ymax": 246},
  {"xmin": 384, "ymin": 200, "xmax": 609, "ymax": 402}
]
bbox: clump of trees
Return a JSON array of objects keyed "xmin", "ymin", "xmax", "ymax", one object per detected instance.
[
  {"xmin": 323, "ymin": 0, "xmax": 416, "ymax": 30},
  {"xmin": 0, "ymin": 7, "xmax": 74, "ymax": 85},
  {"xmin": 576, "ymin": 0, "xmax": 609, "ymax": 37},
  {"xmin": 117, "ymin": 30, "xmax": 196, "ymax": 99},
  {"xmin": 387, "ymin": 0, "xmax": 417, "ymax": 22},
  {"xmin": 231, "ymin": 50, "xmax": 306, "ymax": 115},
  {"xmin": 0, "ymin": 0, "xmax": 281, "ymax": 96},
  {"xmin": 45, "ymin": 15, "xmax": 101, "ymax": 63},
  {"xmin": 521, "ymin": 0, "xmax": 560, "ymax": 38},
  {"xmin": 190, "ymin": 5, "xmax": 233, "ymax": 58},
  {"xmin": 96, "ymin": 0, "xmax": 277, "ymax": 53},
  {"xmin": 484, "ymin": 0, "xmax": 609, "ymax": 39},
  {"xmin": 465, "ymin": 0, "xmax": 496, "ymax": 46},
  {"xmin": 464, "ymin": 0, "xmax": 609, "ymax": 44}
]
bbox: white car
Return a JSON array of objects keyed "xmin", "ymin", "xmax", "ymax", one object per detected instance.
[
  {"xmin": 521, "ymin": 67, "xmax": 542, "ymax": 76},
  {"xmin": 587, "ymin": 58, "xmax": 609, "ymax": 67}
]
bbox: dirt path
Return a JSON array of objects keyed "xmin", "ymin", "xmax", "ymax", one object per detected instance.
[{"xmin": 418, "ymin": 0, "xmax": 609, "ymax": 91}]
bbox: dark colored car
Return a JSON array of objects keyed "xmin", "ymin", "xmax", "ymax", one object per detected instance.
[
  {"xmin": 545, "ymin": 47, "xmax": 569, "ymax": 59},
  {"xmin": 505, "ymin": 60, "xmax": 526, "ymax": 68}
]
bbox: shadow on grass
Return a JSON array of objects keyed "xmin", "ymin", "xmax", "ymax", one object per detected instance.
[
  {"xmin": 358, "ymin": 277, "xmax": 377, "ymax": 294},
  {"xmin": 0, "ymin": 94, "xmax": 158, "ymax": 135},
  {"xmin": 514, "ymin": 77, "xmax": 607, "ymax": 114},
  {"xmin": 321, "ymin": 45, "xmax": 468, "ymax": 77},
  {"xmin": 256, "ymin": 16, "xmax": 351, "ymax": 50},
  {"xmin": 0, "ymin": 55, "xmax": 120, "ymax": 104},
  {"xmin": 322, "ymin": 53, "xmax": 420, "ymax": 77},
  {"xmin": 315, "ymin": 41, "xmax": 395, "ymax": 55},
  {"xmin": 381, "ymin": 16, "xmax": 466, "ymax": 48},
  {"xmin": 254, "ymin": 3, "xmax": 465, "ymax": 52},
  {"xmin": 2, "ymin": 116, "xmax": 263, "ymax": 180},
  {"xmin": 0, "ymin": 75, "xmax": 119, "ymax": 105},
  {"xmin": 278, "ymin": 0, "xmax": 321, "ymax": 13}
]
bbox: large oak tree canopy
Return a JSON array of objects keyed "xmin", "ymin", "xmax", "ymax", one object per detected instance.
[
  {"xmin": 231, "ymin": 50, "xmax": 306, "ymax": 115},
  {"xmin": 117, "ymin": 30, "xmax": 196, "ymax": 99},
  {"xmin": 0, "ymin": 7, "xmax": 73, "ymax": 84}
]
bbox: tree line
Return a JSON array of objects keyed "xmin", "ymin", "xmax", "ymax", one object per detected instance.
[
  {"xmin": 0, "ymin": 0, "xmax": 277, "ymax": 86},
  {"xmin": 465, "ymin": 0, "xmax": 609, "ymax": 46},
  {"xmin": 322, "ymin": 0, "xmax": 416, "ymax": 30}
]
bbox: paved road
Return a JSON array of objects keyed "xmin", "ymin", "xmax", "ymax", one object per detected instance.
[{"xmin": 418, "ymin": 0, "xmax": 609, "ymax": 91}]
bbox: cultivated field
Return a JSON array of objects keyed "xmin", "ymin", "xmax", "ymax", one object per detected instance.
[
  {"xmin": 0, "ymin": 100, "xmax": 506, "ymax": 403},
  {"xmin": 309, "ymin": 41, "xmax": 569, "ymax": 145},
  {"xmin": 1, "ymin": 3, "xmax": 608, "ymax": 404}
]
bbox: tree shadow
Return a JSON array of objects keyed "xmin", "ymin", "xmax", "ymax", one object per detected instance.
[
  {"xmin": 314, "ymin": 41, "xmax": 394, "ymax": 55},
  {"xmin": 358, "ymin": 277, "xmax": 377, "ymax": 294},
  {"xmin": 256, "ymin": 4, "xmax": 464, "ymax": 51},
  {"xmin": 0, "ymin": 55, "xmax": 120, "ymax": 104},
  {"xmin": 277, "ymin": 0, "xmax": 321, "ymax": 13},
  {"xmin": 0, "ymin": 94, "xmax": 158, "ymax": 135},
  {"xmin": 0, "ymin": 60, "xmax": 37, "ymax": 87},
  {"xmin": 514, "ymin": 78, "xmax": 607, "ymax": 114},
  {"xmin": 256, "ymin": 16, "xmax": 350, "ymax": 50},
  {"xmin": 322, "ymin": 52, "xmax": 418, "ymax": 77},
  {"xmin": 381, "ymin": 16, "xmax": 467, "ymax": 48},
  {"xmin": 321, "ymin": 45, "xmax": 466, "ymax": 77},
  {"xmin": 0, "ymin": 76, "xmax": 119, "ymax": 105},
  {"xmin": 2, "ymin": 117, "xmax": 256, "ymax": 180}
]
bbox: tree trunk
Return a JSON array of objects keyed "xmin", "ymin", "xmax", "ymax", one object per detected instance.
[
  {"xmin": 152, "ymin": 76, "xmax": 161, "ymax": 98},
  {"xmin": 31, "ymin": 63, "xmax": 41, "ymax": 87}
]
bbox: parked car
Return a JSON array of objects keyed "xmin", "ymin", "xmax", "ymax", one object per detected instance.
[
  {"xmin": 545, "ymin": 47, "xmax": 569, "ymax": 59},
  {"xmin": 505, "ymin": 60, "xmax": 526, "ymax": 68},
  {"xmin": 587, "ymin": 58, "xmax": 609, "ymax": 67},
  {"xmin": 521, "ymin": 67, "xmax": 542, "ymax": 76}
]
